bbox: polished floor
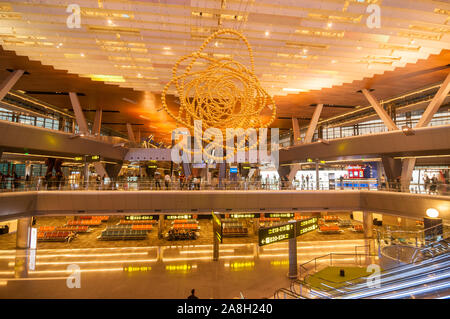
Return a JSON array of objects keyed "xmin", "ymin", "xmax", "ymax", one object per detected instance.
[{"xmin": 0, "ymin": 239, "xmax": 374, "ymax": 299}]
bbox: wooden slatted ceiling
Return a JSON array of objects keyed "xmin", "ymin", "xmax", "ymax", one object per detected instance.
[{"xmin": 0, "ymin": 46, "xmax": 449, "ymax": 143}]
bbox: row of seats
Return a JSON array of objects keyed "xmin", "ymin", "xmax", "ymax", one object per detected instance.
[
  {"xmin": 106, "ymin": 225, "xmax": 153, "ymax": 231},
  {"xmin": 78, "ymin": 216, "xmax": 109, "ymax": 221},
  {"xmin": 259, "ymin": 217, "xmax": 281, "ymax": 222},
  {"xmin": 323, "ymin": 215, "xmax": 339, "ymax": 222},
  {"xmin": 118, "ymin": 219, "xmax": 157, "ymax": 225},
  {"xmin": 319, "ymin": 225, "xmax": 342, "ymax": 233},
  {"xmin": 38, "ymin": 226, "xmax": 90, "ymax": 233},
  {"xmin": 37, "ymin": 231, "xmax": 76, "ymax": 242},
  {"xmin": 98, "ymin": 229, "xmax": 148, "ymax": 240},
  {"xmin": 223, "ymin": 227, "xmax": 248, "ymax": 237},
  {"xmin": 172, "ymin": 224, "xmax": 199, "ymax": 230},
  {"xmin": 166, "ymin": 229, "xmax": 198, "ymax": 241},
  {"xmin": 171, "ymin": 219, "xmax": 199, "ymax": 224},
  {"xmin": 67, "ymin": 219, "xmax": 102, "ymax": 226}
]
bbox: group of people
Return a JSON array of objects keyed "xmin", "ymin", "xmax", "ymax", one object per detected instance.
[
  {"xmin": 423, "ymin": 174, "xmax": 440, "ymax": 194},
  {"xmin": 0, "ymin": 172, "xmax": 21, "ymax": 190},
  {"xmin": 153, "ymin": 173, "xmax": 202, "ymax": 190}
]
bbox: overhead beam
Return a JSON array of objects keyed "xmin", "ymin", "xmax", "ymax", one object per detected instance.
[
  {"xmin": 291, "ymin": 117, "xmax": 301, "ymax": 145},
  {"xmin": 92, "ymin": 106, "xmax": 103, "ymax": 137},
  {"xmin": 361, "ymin": 89, "xmax": 399, "ymax": 131},
  {"xmin": 68, "ymin": 92, "xmax": 89, "ymax": 135},
  {"xmin": 126, "ymin": 123, "xmax": 136, "ymax": 143},
  {"xmin": 304, "ymin": 103, "xmax": 323, "ymax": 143},
  {"xmin": 0, "ymin": 70, "xmax": 24, "ymax": 100},
  {"xmin": 416, "ymin": 72, "xmax": 450, "ymax": 128}
]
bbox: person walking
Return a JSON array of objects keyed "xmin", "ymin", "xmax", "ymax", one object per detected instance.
[
  {"xmin": 380, "ymin": 174, "xmax": 386, "ymax": 189},
  {"xmin": 187, "ymin": 289, "xmax": 198, "ymax": 299}
]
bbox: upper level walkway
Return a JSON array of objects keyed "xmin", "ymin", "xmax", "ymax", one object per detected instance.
[{"xmin": 1, "ymin": 187, "xmax": 449, "ymax": 222}]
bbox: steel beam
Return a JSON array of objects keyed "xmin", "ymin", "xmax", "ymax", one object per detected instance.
[
  {"xmin": 69, "ymin": 92, "xmax": 88, "ymax": 135},
  {"xmin": 362, "ymin": 89, "xmax": 398, "ymax": 131},
  {"xmin": 0, "ymin": 70, "xmax": 24, "ymax": 100}
]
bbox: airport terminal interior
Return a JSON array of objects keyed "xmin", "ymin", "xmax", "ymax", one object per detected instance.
[{"xmin": 0, "ymin": 0, "xmax": 449, "ymax": 300}]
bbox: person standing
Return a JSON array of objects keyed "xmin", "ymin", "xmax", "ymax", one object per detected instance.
[
  {"xmin": 155, "ymin": 173, "xmax": 161, "ymax": 190},
  {"xmin": 164, "ymin": 173, "xmax": 171, "ymax": 190},
  {"xmin": 424, "ymin": 174, "xmax": 430, "ymax": 194},
  {"xmin": 187, "ymin": 289, "xmax": 198, "ymax": 299}
]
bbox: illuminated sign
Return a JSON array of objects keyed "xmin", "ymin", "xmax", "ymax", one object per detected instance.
[
  {"xmin": 125, "ymin": 215, "xmax": 155, "ymax": 221},
  {"xmin": 165, "ymin": 214, "xmax": 192, "ymax": 220},
  {"xmin": 226, "ymin": 261, "xmax": 255, "ymax": 270},
  {"xmin": 212, "ymin": 211, "xmax": 223, "ymax": 243},
  {"xmin": 91, "ymin": 155, "xmax": 100, "ymax": 160},
  {"xmin": 259, "ymin": 223, "xmax": 295, "ymax": 246},
  {"xmin": 230, "ymin": 214, "xmax": 255, "ymax": 219},
  {"xmin": 268, "ymin": 213, "xmax": 294, "ymax": 218},
  {"xmin": 296, "ymin": 217, "xmax": 318, "ymax": 236},
  {"xmin": 148, "ymin": 165, "xmax": 157, "ymax": 168},
  {"xmin": 259, "ymin": 217, "xmax": 318, "ymax": 246},
  {"xmin": 74, "ymin": 157, "xmax": 83, "ymax": 161}
]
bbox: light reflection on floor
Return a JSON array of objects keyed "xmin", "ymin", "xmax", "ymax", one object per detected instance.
[{"xmin": 0, "ymin": 239, "xmax": 375, "ymax": 299}]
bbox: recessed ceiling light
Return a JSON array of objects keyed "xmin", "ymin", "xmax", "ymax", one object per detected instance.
[
  {"xmin": 265, "ymin": 31, "xmax": 270, "ymax": 36},
  {"xmin": 215, "ymin": 41, "xmax": 219, "ymax": 47},
  {"xmin": 163, "ymin": 47, "xmax": 171, "ymax": 50},
  {"xmin": 327, "ymin": 22, "xmax": 333, "ymax": 28},
  {"xmin": 107, "ymin": 19, "xmax": 113, "ymax": 25},
  {"xmin": 137, "ymin": 73, "xmax": 142, "ymax": 78},
  {"xmin": 331, "ymin": 60, "xmax": 337, "ymax": 63},
  {"xmin": 80, "ymin": 53, "xmax": 85, "ymax": 57},
  {"xmin": 303, "ymin": 49, "xmax": 308, "ymax": 54},
  {"xmin": 357, "ymin": 46, "xmax": 362, "ymax": 50}
]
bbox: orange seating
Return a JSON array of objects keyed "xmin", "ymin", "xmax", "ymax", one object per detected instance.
[
  {"xmin": 319, "ymin": 225, "xmax": 341, "ymax": 233},
  {"xmin": 294, "ymin": 216, "xmax": 311, "ymax": 220},
  {"xmin": 78, "ymin": 216, "xmax": 109, "ymax": 221},
  {"xmin": 55, "ymin": 226, "xmax": 89, "ymax": 233},
  {"xmin": 67, "ymin": 219, "xmax": 102, "ymax": 226},
  {"xmin": 119, "ymin": 220, "xmax": 157, "ymax": 225},
  {"xmin": 172, "ymin": 219, "xmax": 198, "ymax": 224},
  {"xmin": 323, "ymin": 215, "xmax": 339, "ymax": 222},
  {"xmin": 131, "ymin": 224, "xmax": 153, "ymax": 231},
  {"xmin": 37, "ymin": 231, "xmax": 75, "ymax": 242},
  {"xmin": 172, "ymin": 224, "xmax": 198, "ymax": 230},
  {"xmin": 353, "ymin": 225, "xmax": 364, "ymax": 232},
  {"xmin": 259, "ymin": 217, "xmax": 281, "ymax": 222},
  {"xmin": 38, "ymin": 226, "xmax": 56, "ymax": 232}
]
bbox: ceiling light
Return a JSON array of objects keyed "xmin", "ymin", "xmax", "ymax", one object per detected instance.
[
  {"xmin": 426, "ymin": 208, "xmax": 439, "ymax": 218},
  {"xmin": 303, "ymin": 49, "xmax": 308, "ymax": 54},
  {"xmin": 107, "ymin": 19, "xmax": 113, "ymax": 25},
  {"xmin": 163, "ymin": 47, "xmax": 171, "ymax": 50},
  {"xmin": 282, "ymin": 88, "xmax": 307, "ymax": 92},
  {"xmin": 327, "ymin": 22, "xmax": 333, "ymax": 28},
  {"xmin": 137, "ymin": 73, "xmax": 142, "ymax": 78},
  {"xmin": 357, "ymin": 46, "xmax": 362, "ymax": 50},
  {"xmin": 215, "ymin": 41, "xmax": 219, "ymax": 47},
  {"xmin": 80, "ymin": 53, "xmax": 85, "ymax": 57},
  {"xmin": 401, "ymin": 125, "xmax": 415, "ymax": 136},
  {"xmin": 331, "ymin": 60, "xmax": 337, "ymax": 63},
  {"xmin": 265, "ymin": 31, "xmax": 270, "ymax": 37}
]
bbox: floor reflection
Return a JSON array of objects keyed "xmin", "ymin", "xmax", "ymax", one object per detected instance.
[{"xmin": 0, "ymin": 239, "xmax": 374, "ymax": 298}]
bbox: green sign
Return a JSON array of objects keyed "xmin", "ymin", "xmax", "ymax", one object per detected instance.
[
  {"xmin": 230, "ymin": 213, "xmax": 255, "ymax": 219},
  {"xmin": 295, "ymin": 217, "xmax": 318, "ymax": 236},
  {"xmin": 268, "ymin": 213, "xmax": 294, "ymax": 218},
  {"xmin": 125, "ymin": 215, "xmax": 155, "ymax": 221},
  {"xmin": 259, "ymin": 223, "xmax": 295, "ymax": 246},
  {"xmin": 212, "ymin": 211, "xmax": 223, "ymax": 244},
  {"xmin": 258, "ymin": 217, "xmax": 318, "ymax": 246},
  {"xmin": 165, "ymin": 214, "xmax": 192, "ymax": 220}
]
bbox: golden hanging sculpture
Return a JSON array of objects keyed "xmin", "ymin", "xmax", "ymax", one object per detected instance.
[{"xmin": 161, "ymin": 29, "xmax": 277, "ymax": 161}]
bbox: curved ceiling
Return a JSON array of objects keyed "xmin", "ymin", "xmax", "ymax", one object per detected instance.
[{"xmin": 1, "ymin": 0, "xmax": 450, "ymax": 96}]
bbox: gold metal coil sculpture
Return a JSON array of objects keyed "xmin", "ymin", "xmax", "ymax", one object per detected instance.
[{"xmin": 161, "ymin": 29, "xmax": 276, "ymax": 161}]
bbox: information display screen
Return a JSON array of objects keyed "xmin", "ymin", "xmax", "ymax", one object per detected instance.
[
  {"xmin": 258, "ymin": 223, "xmax": 295, "ymax": 246},
  {"xmin": 125, "ymin": 215, "xmax": 156, "ymax": 221},
  {"xmin": 258, "ymin": 217, "xmax": 318, "ymax": 246},
  {"xmin": 295, "ymin": 217, "xmax": 318, "ymax": 236},
  {"xmin": 165, "ymin": 214, "xmax": 192, "ymax": 220}
]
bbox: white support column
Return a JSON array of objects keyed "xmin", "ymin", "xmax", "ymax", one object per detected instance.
[
  {"xmin": 92, "ymin": 106, "xmax": 102, "ymax": 137},
  {"xmin": 69, "ymin": 92, "xmax": 89, "ymax": 135},
  {"xmin": 304, "ymin": 104, "xmax": 323, "ymax": 143},
  {"xmin": 16, "ymin": 217, "xmax": 32, "ymax": 249},
  {"xmin": 363, "ymin": 212, "xmax": 373, "ymax": 238},
  {"xmin": 292, "ymin": 117, "xmax": 301, "ymax": 145},
  {"xmin": 0, "ymin": 70, "xmax": 24, "ymax": 100},
  {"xmin": 416, "ymin": 72, "xmax": 450, "ymax": 128},
  {"xmin": 126, "ymin": 123, "xmax": 136, "ymax": 143},
  {"xmin": 400, "ymin": 73, "xmax": 450, "ymax": 190},
  {"xmin": 362, "ymin": 89, "xmax": 399, "ymax": 131}
]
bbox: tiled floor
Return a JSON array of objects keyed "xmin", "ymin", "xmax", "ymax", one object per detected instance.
[{"xmin": 0, "ymin": 239, "xmax": 374, "ymax": 299}]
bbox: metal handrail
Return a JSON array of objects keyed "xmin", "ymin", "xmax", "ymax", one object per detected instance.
[{"xmin": 273, "ymin": 287, "xmax": 309, "ymax": 299}]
